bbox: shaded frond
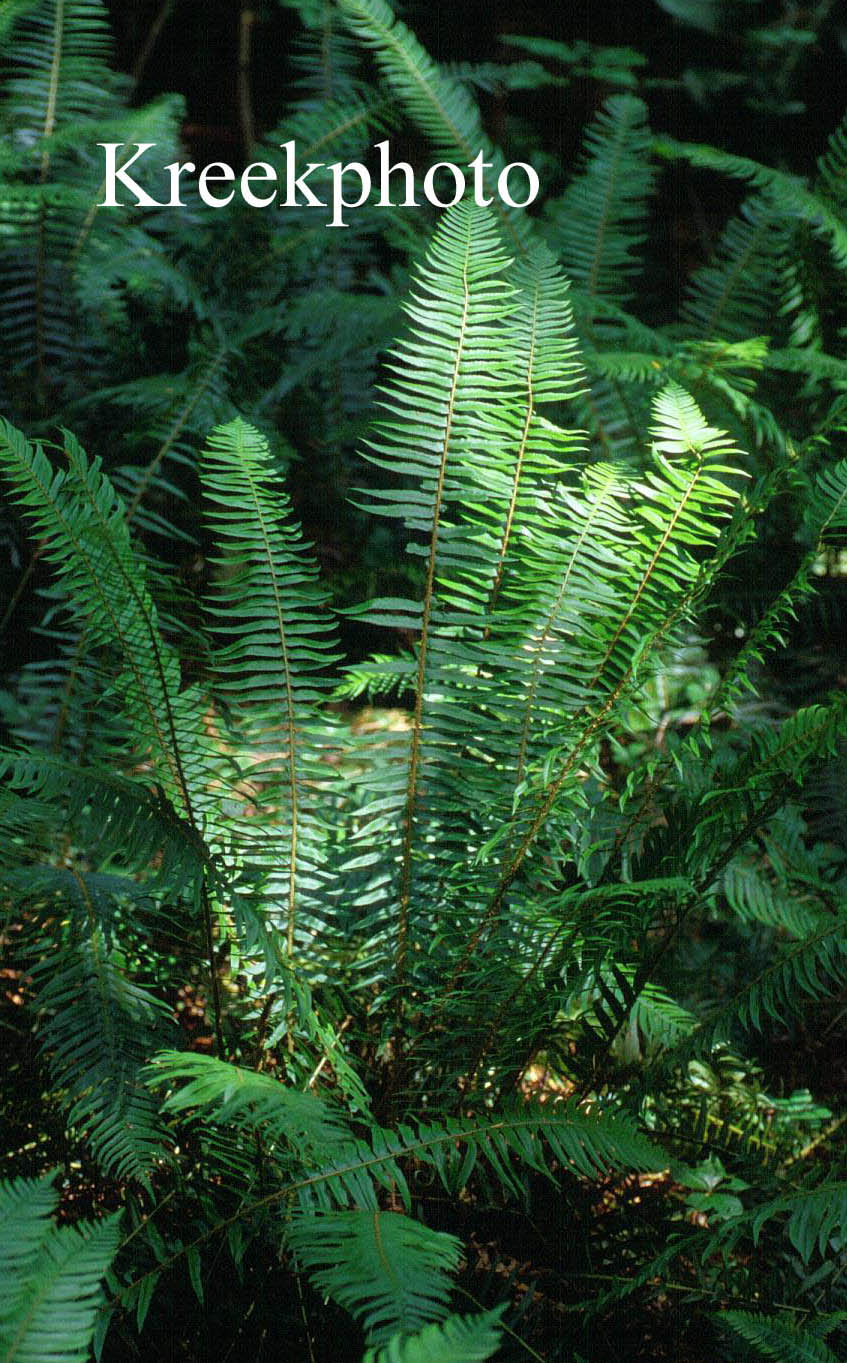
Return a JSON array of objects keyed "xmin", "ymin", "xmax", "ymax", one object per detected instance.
[
  {"xmin": 0, "ymin": 1171, "xmax": 120, "ymax": 1363},
  {"xmin": 286, "ymin": 1210, "xmax": 461, "ymax": 1344},
  {"xmin": 361, "ymin": 1309, "xmax": 505, "ymax": 1363},
  {"xmin": 33, "ymin": 937, "xmax": 173, "ymax": 1181},
  {"xmin": 336, "ymin": 0, "xmax": 528, "ymax": 248},
  {"xmin": 720, "ymin": 1311, "xmax": 843, "ymax": 1363},
  {"xmin": 548, "ymin": 94, "xmax": 655, "ymax": 307}
]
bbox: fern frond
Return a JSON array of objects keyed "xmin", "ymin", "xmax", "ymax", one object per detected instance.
[
  {"xmin": 286, "ymin": 1210, "xmax": 462, "ymax": 1344},
  {"xmin": 201, "ymin": 417, "xmax": 341, "ymax": 963},
  {"xmin": 33, "ymin": 936, "xmax": 173, "ymax": 1181},
  {"xmin": 0, "ymin": 752, "xmax": 214, "ymax": 892},
  {"xmin": 654, "ymin": 137, "xmax": 847, "ymax": 273},
  {"xmin": 744, "ymin": 1177, "xmax": 847, "ymax": 1266},
  {"xmin": 146, "ymin": 1052, "xmax": 661, "ymax": 1212},
  {"xmin": 0, "ymin": 3, "xmax": 185, "ymax": 407},
  {"xmin": 720, "ymin": 1310, "xmax": 843, "ymax": 1363},
  {"xmin": 681, "ymin": 195, "xmax": 787, "ymax": 340},
  {"xmin": 0, "ymin": 420, "xmax": 214, "ymax": 823},
  {"xmin": 361, "ymin": 1309, "xmax": 505, "ymax": 1363},
  {"xmin": 336, "ymin": 0, "xmax": 528, "ymax": 249},
  {"xmin": 1, "ymin": 0, "xmax": 119, "ymax": 135},
  {"xmin": 690, "ymin": 916, "xmax": 847, "ymax": 1047},
  {"xmin": 548, "ymin": 94, "xmax": 655, "ymax": 308},
  {"xmin": 349, "ymin": 199, "xmax": 519, "ymax": 995},
  {"xmin": 0, "ymin": 1171, "xmax": 121, "ymax": 1363}
]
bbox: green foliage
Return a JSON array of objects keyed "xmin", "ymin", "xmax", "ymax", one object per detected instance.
[
  {"xmin": 286, "ymin": 1210, "xmax": 463, "ymax": 1343},
  {"xmin": 361, "ymin": 1309, "xmax": 505, "ymax": 1363},
  {"xmin": 1, "ymin": 2, "xmax": 847, "ymax": 1361},
  {"xmin": 0, "ymin": 1171, "xmax": 120, "ymax": 1363},
  {"xmin": 720, "ymin": 1310, "xmax": 845, "ymax": 1363}
]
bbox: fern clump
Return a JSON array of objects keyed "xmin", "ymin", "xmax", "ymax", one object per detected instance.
[{"xmin": 1, "ymin": 2, "xmax": 847, "ymax": 1361}]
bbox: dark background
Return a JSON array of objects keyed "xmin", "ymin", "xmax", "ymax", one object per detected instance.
[{"xmin": 104, "ymin": 0, "xmax": 847, "ymax": 174}]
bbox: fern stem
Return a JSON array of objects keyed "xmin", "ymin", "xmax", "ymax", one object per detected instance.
[
  {"xmin": 200, "ymin": 878, "xmax": 226, "ymax": 1058},
  {"xmin": 131, "ymin": 0, "xmax": 175, "ymax": 88},
  {"xmin": 483, "ymin": 295, "xmax": 537, "ymax": 624}
]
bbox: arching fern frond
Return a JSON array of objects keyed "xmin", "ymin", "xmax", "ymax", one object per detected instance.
[
  {"xmin": 654, "ymin": 136, "xmax": 847, "ymax": 272},
  {"xmin": 0, "ymin": 752, "xmax": 215, "ymax": 893},
  {"xmin": 146, "ymin": 1052, "xmax": 661, "ymax": 1212},
  {"xmin": 0, "ymin": 420, "xmax": 214, "ymax": 823},
  {"xmin": 335, "ymin": 0, "xmax": 528, "ymax": 249}
]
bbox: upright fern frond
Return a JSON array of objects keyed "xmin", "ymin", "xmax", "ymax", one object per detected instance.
[
  {"xmin": 349, "ymin": 200, "xmax": 519, "ymax": 1001},
  {"xmin": 202, "ymin": 418, "xmax": 340, "ymax": 964},
  {"xmin": 548, "ymin": 94, "xmax": 655, "ymax": 309}
]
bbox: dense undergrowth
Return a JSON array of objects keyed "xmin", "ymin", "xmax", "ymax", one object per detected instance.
[{"xmin": 2, "ymin": 2, "xmax": 847, "ymax": 1361}]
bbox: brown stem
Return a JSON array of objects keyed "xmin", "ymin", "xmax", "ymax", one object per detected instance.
[{"xmin": 237, "ymin": 5, "xmax": 256, "ymax": 158}]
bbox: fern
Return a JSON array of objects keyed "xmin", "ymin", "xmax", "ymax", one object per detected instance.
[
  {"xmin": 201, "ymin": 418, "xmax": 340, "ymax": 964},
  {"xmin": 32, "ymin": 937, "xmax": 173, "ymax": 1182},
  {"xmin": 360, "ymin": 1309, "xmax": 505, "ymax": 1363},
  {"xmin": 286, "ymin": 1210, "xmax": 462, "ymax": 1344},
  {"xmin": 548, "ymin": 93, "xmax": 655, "ymax": 308},
  {"xmin": 0, "ymin": 0, "xmax": 184, "ymax": 410},
  {"xmin": 2, "ymin": 9, "xmax": 847, "ymax": 1354},
  {"xmin": 720, "ymin": 1311, "xmax": 845, "ymax": 1363},
  {"xmin": 0, "ymin": 1171, "xmax": 120, "ymax": 1363},
  {"xmin": 335, "ymin": 0, "xmax": 528, "ymax": 250},
  {"xmin": 148, "ymin": 1050, "xmax": 661, "ymax": 1211}
]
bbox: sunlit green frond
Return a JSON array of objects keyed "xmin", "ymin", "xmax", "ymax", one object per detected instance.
[{"xmin": 202, "ymin": 418, "xmax": 341, "ymax": 964}]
